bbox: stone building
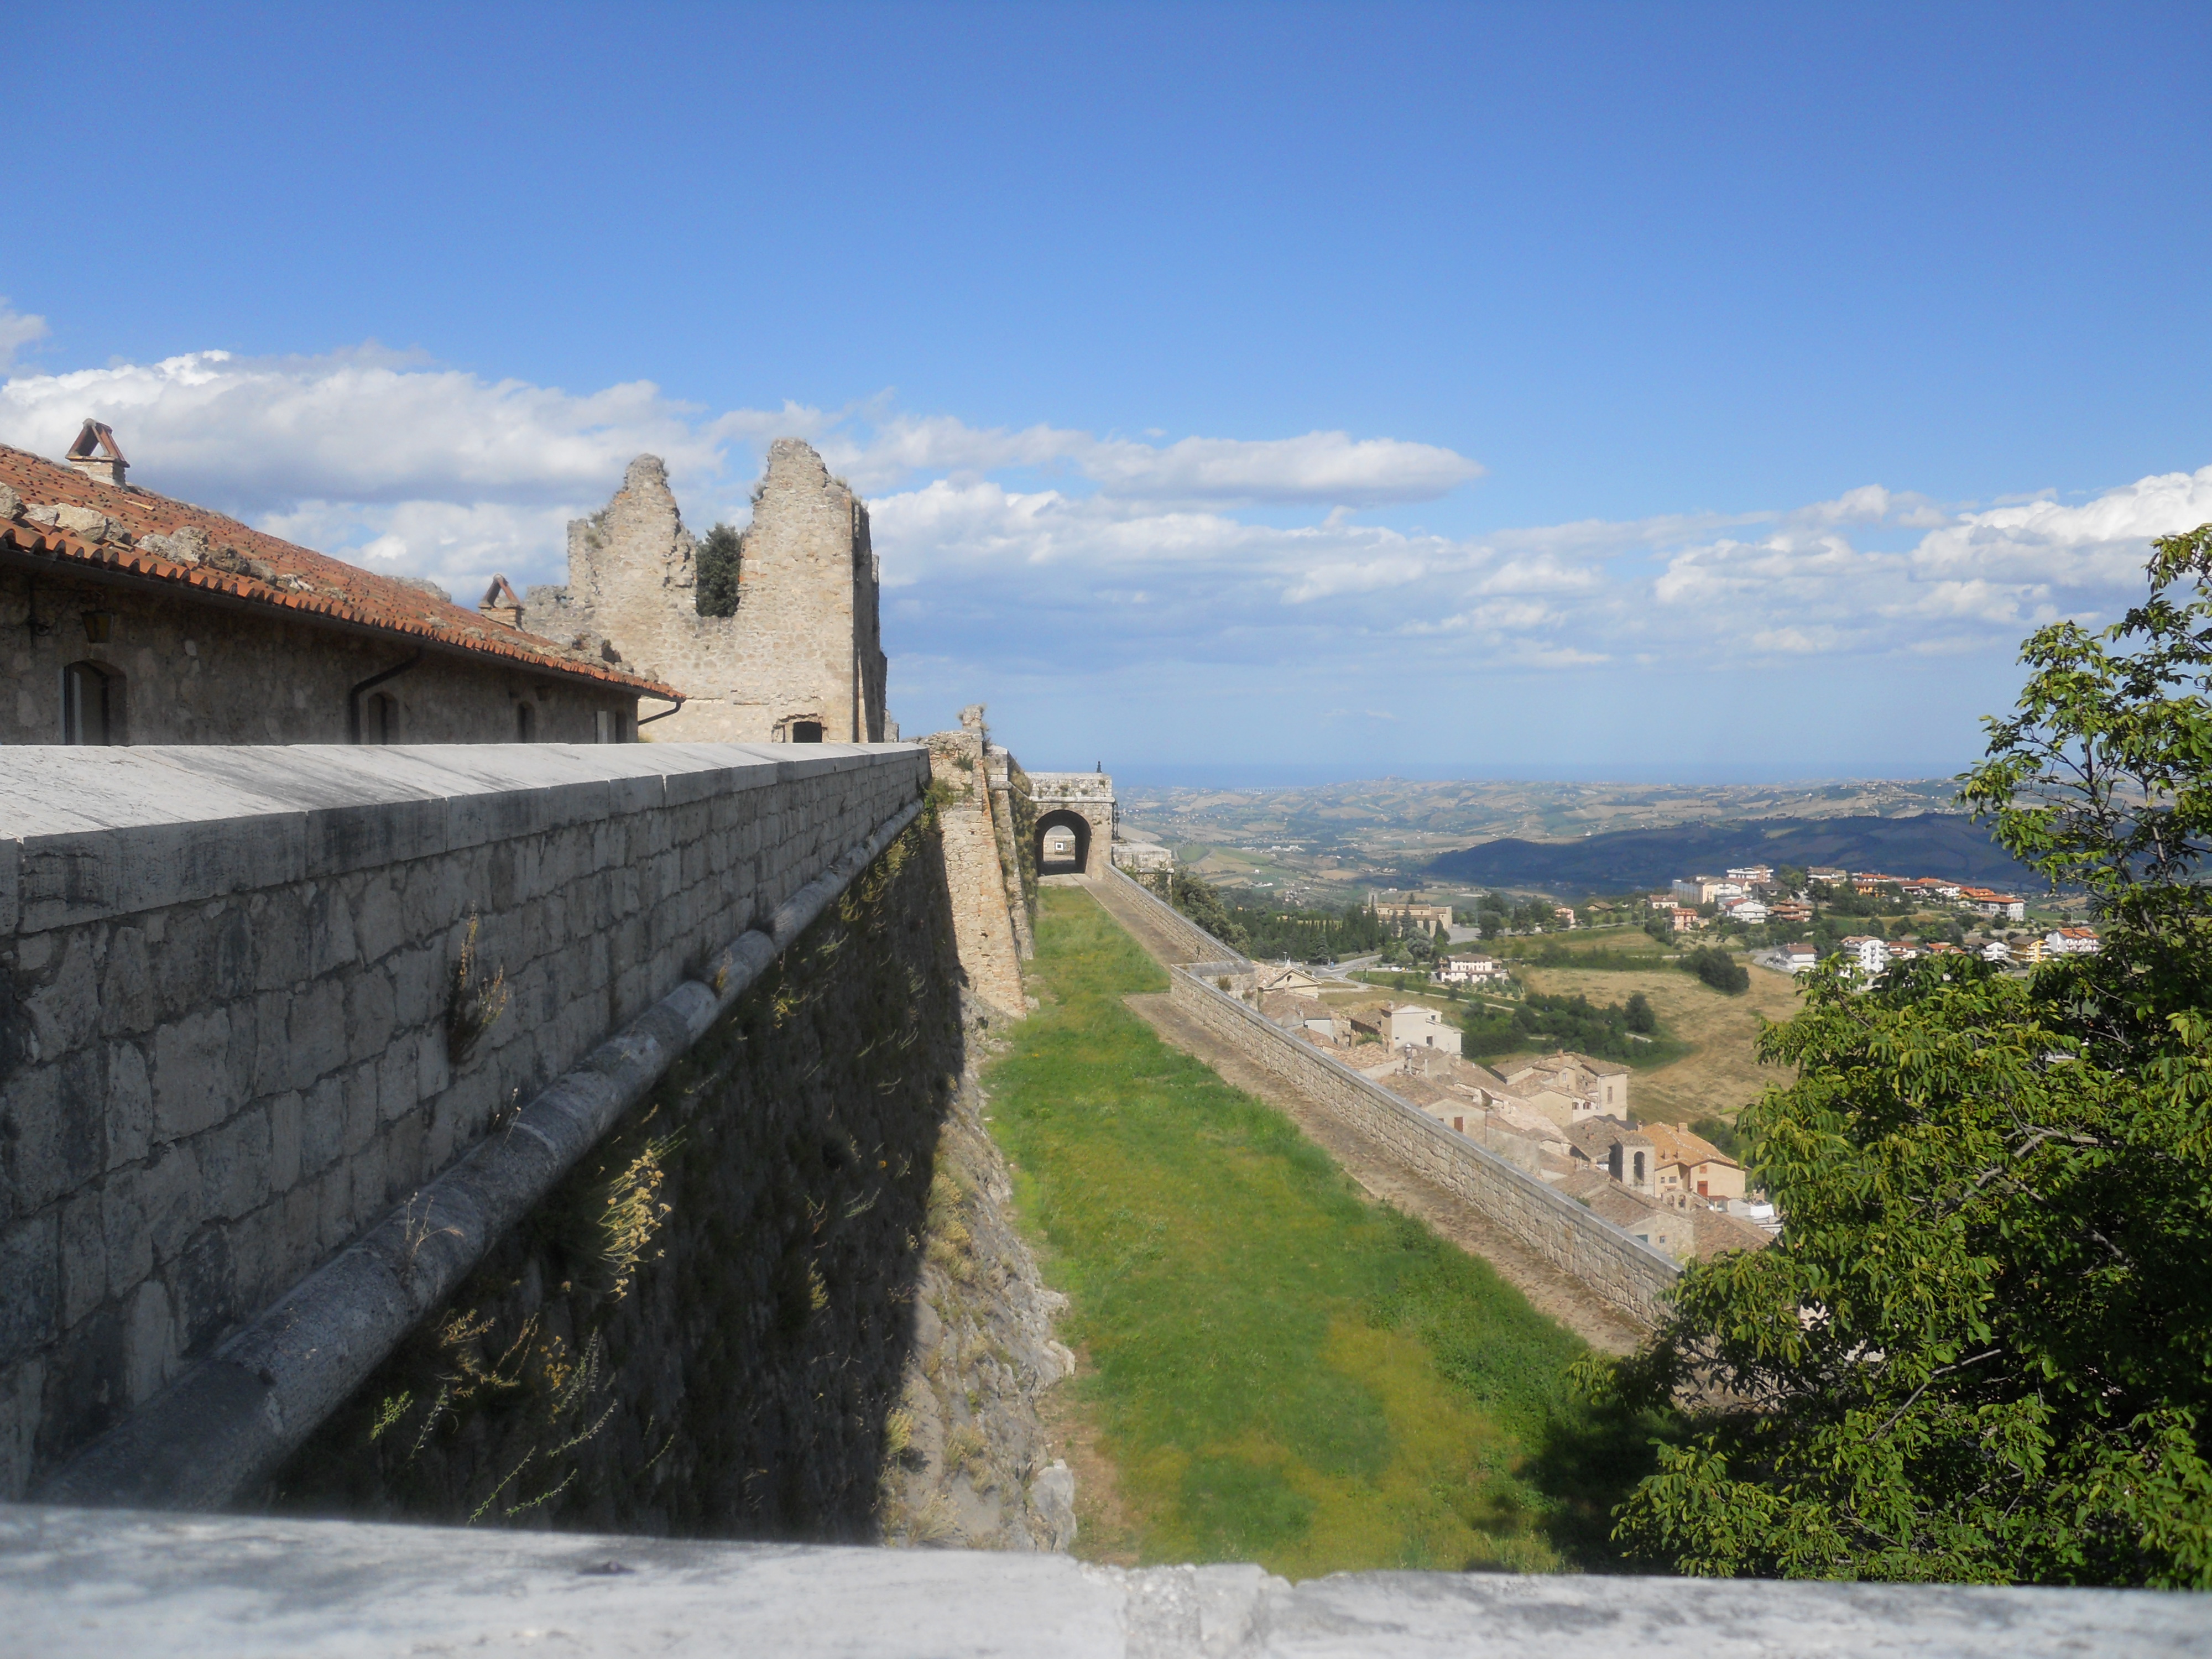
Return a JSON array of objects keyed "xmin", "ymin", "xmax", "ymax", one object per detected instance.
[
  {"xmin": 0, "ymin": 437, "xmax": 672, "ymax": 745},
  {"xmin": 521, "ymin": 440, "xmax": 891, "ymax": 745}
]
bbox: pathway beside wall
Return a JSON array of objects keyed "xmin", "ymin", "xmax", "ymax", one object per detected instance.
[{"xmin": 1076, "ymin": 869, "xmax": 1666, "ymax": 1344}]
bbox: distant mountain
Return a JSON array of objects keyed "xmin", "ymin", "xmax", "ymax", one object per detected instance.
[{"xmin": 1425, "ymin": 814, "xmax": 2038, "ymax": 895}]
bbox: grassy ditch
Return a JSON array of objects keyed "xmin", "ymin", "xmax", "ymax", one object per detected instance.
[{"xmin": 989, "ymin": 889, "xmax": 1652, "ymax": 1577}]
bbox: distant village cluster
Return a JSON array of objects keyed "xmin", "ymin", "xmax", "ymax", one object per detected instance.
[
  {"xmin": 1248, "ymin": 964, "xmax": 1775, "ymax": 1266},
  {"xmin": 1658, "ymin": 862, "xmax": 2096, "ymax": 975}
]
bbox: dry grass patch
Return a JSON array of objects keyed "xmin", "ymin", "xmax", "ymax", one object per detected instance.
[{"xmin": 1510, "ymin": 961, "xmax": 1802, "ymax": 1126}]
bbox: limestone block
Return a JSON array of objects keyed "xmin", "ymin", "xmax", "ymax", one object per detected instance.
[
  {"xmin": 96, "ymin": 928, "xmax": 155, "ymax": 1039},
  {"xmin": 121, "ymin": 1277, "xmax": 174, "ymax": 1407},
  {"xmin": 0, "ymin": 1213, "xmax": 59, "ymax": 1366},
  {"xmin": 384, "ymin": 1112, "xmax": 427, "ymax": 1200},
  {"xmin": 314, "ymin": 1164, "xmax": 353, "ymax": 1255},
  {"xmin": 0, "ymin": 1359, "xmax": 42, "ymax": 1500},
  {"xmin": 306, "ymin": 884, "xmax": 359, "ymax": 979},
  {"xmin": 344, "ymin": 971, "xmax": 397, "ymax": 1068},
  {"xmin": 100, "ymin": 1168, "xmax": 152, "ymax": 1293},
  {"xmin": 387, "ymin": 943, "xmax": 439, "ymax": 1030},
  {"xmin": 279, "ymin": 1185, "xmax": 317, "ymax": 1269},
  {"xmin": 248, "ymin": 893, "xmax": 310, "ymax": 993},
  {"xmin": 57, "ymin": 1192, "xmax": 105, "ymax": 1331},
  {"xmin": 22, "ymin": 933, "xmax": 98, "ymax": 1060},
  {"xmin": 196, "ymin": 1104, "xmax": 271, "ymax": 1223},
  {"xmin": 138, "ymin": 1141, "xmax": 201, "ymax": 1267},
  {"xmin": 346, "ymin": 1144, "xmax": 389, "ymax": 1230},
  {"xmin": 298, "ymin": 1075, "xmax": 346, "ymax": 1178},
  {"xmin": 414, "ymin": 1027, "xmax": 450, "ymax": 1104}
]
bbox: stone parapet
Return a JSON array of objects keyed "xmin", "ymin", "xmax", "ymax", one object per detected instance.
[
  {"xmin": 0, "ymin": 741, "xmax": 927, "ymax": 1498},
  {"xmin": 1164, "ymin": 964, "xmax": 1679, "ymax": 1328},
  {"xmin": 1098, "ymin": 863, "xmax": 1249, "ymax": 968},
  {"xmin": 1, "ymin": 1504, "xmax": 2199, "ymax": 1657}
]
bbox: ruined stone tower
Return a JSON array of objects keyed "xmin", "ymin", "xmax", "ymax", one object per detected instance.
[{"xmin": 521, "ymin": 439, "xmax": 890, "ymax": 743}]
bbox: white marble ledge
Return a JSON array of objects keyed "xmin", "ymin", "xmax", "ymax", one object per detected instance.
[{"xmin": 0, "ymin": 1505, "xmax": 2202, "ymax": 1658}]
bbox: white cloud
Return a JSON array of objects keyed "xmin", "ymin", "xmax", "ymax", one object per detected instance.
[
  {"xmin": 2, "ymin": 334, "xmax": 2206, "ymax": 697},
  {"xmin": 0, "ymin": 302, "xmax": 47, "ymax": 371},
  {"xmin": 825, "ymin": 412, "xmax": 1481, "ymax": 507},
  {"xmin": 0, "ymin": 347, "xmax": 722, "ymax": 510}
]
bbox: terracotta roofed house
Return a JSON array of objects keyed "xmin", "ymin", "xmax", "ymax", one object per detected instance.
[{"xmin": 0, "ymin": 435, "xmax": 677, "ymax": 745}]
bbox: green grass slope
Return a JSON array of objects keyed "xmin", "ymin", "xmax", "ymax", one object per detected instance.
[{"xmin": 987, "ymin": 888, "xmax": 1648, "ymax": 1577}]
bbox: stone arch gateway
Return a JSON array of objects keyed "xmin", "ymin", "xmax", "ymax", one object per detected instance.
[
  {"xmin": 1035, "ymin": 808, "xmax": 1091, "ymax": 875},
  {"xmin": 1026, "ymin": 771, "xmax": 1115, "ymax": 875}
]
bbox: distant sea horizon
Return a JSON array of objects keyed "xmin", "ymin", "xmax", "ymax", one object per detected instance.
[{"xmin": 1103, "ymin": 761, "xmax": 1976, "ymax": 791}]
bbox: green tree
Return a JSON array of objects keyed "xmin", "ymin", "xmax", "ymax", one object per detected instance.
[
  {"xmin": 1625, "ymin": 991, "xmax": 1657, "ymax": 1035},
  {"xmin": 696, "ymin": 524, "xmax": 742, "ymax": 617},
  {"xmin": 1581, "ymin": 525, "xmax": 2212, "ymax": 1587},
  {"xmin": 1167, "ymin": 872, "xmax": 1250, "ymax": 953},
  {"xmin": 1681, "ymin": 946, "xmax": 1750, "ymax": 995}
]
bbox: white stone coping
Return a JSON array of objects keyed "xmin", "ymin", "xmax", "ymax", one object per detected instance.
[
  {"xmin": 32, "ymin": 790, "xmax": 926, "ymax": 1513},
  {"xmin": 0, "ymin": 741, "xmax": 926, "ymax": 935},
  {"xmin": 0, "ymin": 1504, "xmax": 2201, "ymax": 1657}
]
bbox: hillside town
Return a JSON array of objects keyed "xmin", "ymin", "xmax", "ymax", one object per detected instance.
[
  {"xmin": 1212, "ymin": 854, "xmax": 2106, "ymax": 1269},
  {"xmin": 1250, "ymin": 965, "xmax": 1777, "ymax": 1266}
]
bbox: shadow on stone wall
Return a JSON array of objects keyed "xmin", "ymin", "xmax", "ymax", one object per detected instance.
[{"xmin": 259, "ymin": 818, "xmax": 966, "ymax": 1541}]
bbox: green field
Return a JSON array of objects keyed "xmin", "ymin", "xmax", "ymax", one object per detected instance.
[{"xmin": 987, "ymin": 888, "xmax": 1648, "ymax": 1577}]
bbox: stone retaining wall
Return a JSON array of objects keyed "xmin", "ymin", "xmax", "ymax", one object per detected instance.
[
  {"xmin": 1095, "ymin": 864, "xmax": 1249, "ymax": 970},
  {"xmin": 1165, "ymin": 967, "xmax": 1679, "ymax": 1327},
  {"xmin": 0, "ymin": 741, "xmax": 927, "ymax": 1497}
]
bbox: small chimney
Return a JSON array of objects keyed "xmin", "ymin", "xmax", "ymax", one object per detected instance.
[
  {"xmin": 66, "ymin": 419, "xmax": 127, "ymax": 488},
  {"xmin": 479, "ymin": 575, "xmax": 524, "ymax": 629}
]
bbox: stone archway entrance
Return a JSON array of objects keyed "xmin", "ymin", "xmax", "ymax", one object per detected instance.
[{"xmin": 1035, "ymin": 808, "xmax": 1092, "ymax": 876}]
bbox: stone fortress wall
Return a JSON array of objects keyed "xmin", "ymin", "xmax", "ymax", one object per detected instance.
[
  {"xmin": 0, "ymin": 740, "xmax": 926, "ymax": 1501},
  {"xmin": 523, "ymin": 441, "xmax": 888, "ymax": 745},
  {"xmin": 925, "ymin": 711, "xmax": 1029, "ymax": 1020}
]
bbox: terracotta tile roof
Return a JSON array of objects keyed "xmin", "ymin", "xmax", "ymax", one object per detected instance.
[{"xmin": 0, "ymin": 444, "xmax": 677, "ymax": 701}]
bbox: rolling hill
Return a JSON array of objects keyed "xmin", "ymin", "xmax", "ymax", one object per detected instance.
[{"xmin": 1425, "ymin": 814, "xmax": 2038, "ymax": 896}]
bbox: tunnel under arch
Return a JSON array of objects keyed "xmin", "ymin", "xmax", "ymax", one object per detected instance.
[{"xmin": 1035, "ymin": 808, "xmax": 1092, "ymax": 875}]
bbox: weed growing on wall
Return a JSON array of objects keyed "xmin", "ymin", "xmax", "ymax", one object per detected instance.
[{"xmin": 445, "ymin": 910, "xmax": 510, "ymax": 1066}]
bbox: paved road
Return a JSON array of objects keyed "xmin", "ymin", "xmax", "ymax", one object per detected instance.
[{"xmin": 1074, "ymin": 874, "xmax": 1647, "ymax": 1354}]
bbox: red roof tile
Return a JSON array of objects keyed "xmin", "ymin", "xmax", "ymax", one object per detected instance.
[{"xmin": 0, "ymin": 444, "xmax": 677, "ymax": 701}]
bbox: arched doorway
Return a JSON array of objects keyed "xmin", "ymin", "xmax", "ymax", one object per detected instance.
[{"xmin": 1035, "ymin": 808, "xmax": 1092, "ymax": 875}]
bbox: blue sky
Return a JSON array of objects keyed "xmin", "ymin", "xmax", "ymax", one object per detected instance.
[{"xmin": 6, "ymin": 2, "xmax": 2209, "ymax": 780}]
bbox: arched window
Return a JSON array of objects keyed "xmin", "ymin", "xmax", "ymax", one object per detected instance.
[
  {"xmin": 515, "ymin": 702, "xmax": 535, "ymax": 743},
  {"xmin": 367, "ymin": 692, "xmax": 398, "ymax": 744},
  {"xmin": 61, "ymin": 660, "xmax": 122, "ymax": 744},
  {"xmin": 790, "ymin": 721, "xmax": 824, "ymax": 743},
  {"xmin": 1632, "ymin": 1151, "xmax": 1647, "ymax": 1186}
]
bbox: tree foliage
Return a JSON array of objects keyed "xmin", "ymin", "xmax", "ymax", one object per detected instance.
[
  {"xmin": 696, "ymin": 524, "xmax": 742, "ymax": 618},
  {"xmin": 1460, "ymin": 989, "xmax": 1657, "ymax": 1063},
  {"xmin": 1168, "ymin": 875, "xmax": 1250, "ymax": 953},
  {"xmin": 1681, "ymin": 945, "xmax": 1750, "ymax": 995},
  {"xmin": 1580, "ymin": 525, "xmax": 2212, "ymax": 1587}
]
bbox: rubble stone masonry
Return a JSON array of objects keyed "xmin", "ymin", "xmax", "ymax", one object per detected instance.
[
  {"xmin": 926, "ymin": 720, "xmax": 1026, "ymax": 1019},
  {"xmin": 522, "ymin": 442, "xmax": 888, "ymax": 745}
]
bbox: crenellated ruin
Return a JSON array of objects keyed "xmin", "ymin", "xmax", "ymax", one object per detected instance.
[{"xmin": 522, "ymin": 441, "xmax": 890, "ymax": 745}]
